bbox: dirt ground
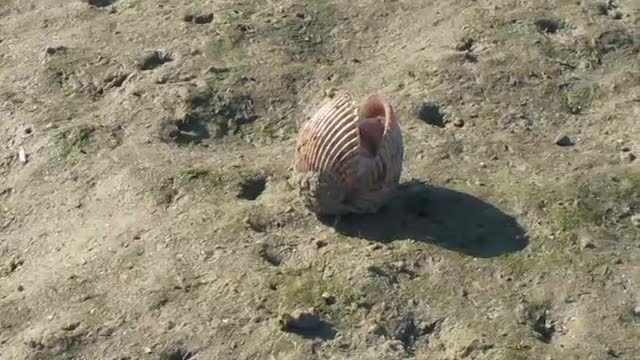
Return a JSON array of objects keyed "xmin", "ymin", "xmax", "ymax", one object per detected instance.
[{"xmin": 1, "ymin": 0, "xmax": 639, "ymax": 359}]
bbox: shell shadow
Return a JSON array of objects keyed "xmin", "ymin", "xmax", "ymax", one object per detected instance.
[{"xmin": 317, "ymin": 180, "xmax": 529, "ymax": 258}]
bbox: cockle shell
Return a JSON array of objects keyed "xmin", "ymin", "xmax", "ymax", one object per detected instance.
[{"xmin": 292, "ymin": 91, "xmax": 404, "ymax": 215}]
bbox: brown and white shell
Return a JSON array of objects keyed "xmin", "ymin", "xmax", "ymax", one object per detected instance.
[{"xmin": 291, "ymin": 91, "xmax": 403, "ymax": 215}]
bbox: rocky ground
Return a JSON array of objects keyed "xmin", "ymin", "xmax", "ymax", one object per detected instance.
[{"xmin": 0, "ymin": 0, "xmax": 639, "ymax": 359}]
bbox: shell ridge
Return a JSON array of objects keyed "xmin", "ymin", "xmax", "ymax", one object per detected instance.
[
  {"xmin": 321, "ymin": 127, "xmax": 359, "ymax": 173},
  {"xmin": 306, "ymin": 96, "xmax": 350, "ymax": 170},
  {"xmin": 309, "ymin": 96, "xmax": 354, "ymax": 169},
  {"xmin": 318, "ymin": 117, "xmax": 359, "ymax": 172},
  {"xmin": 314, "ymin": 103, "xmax": 358, "ymax": 171}
]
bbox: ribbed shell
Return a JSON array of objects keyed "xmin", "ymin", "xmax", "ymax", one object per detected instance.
[{"xmin": 293, "ymin": 91, "xmax": 403, "ymax": 214}]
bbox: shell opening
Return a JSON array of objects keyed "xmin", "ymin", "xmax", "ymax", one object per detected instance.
[
  {"xmin": 358, "ymin": 94, "xmax": 394, "ymax": 128},
  {"xmin": 357, "ymin": 117, "xmax": 385, "ymax": 157},
  {"xmin": 357, "ymin": 94, "xmax": 394, "ymax": 157}
]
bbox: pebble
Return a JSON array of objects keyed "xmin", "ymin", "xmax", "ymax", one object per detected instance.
[
  {"xmin": 620, "ymin": 152, "xmax": 636, "ymax": 163},
  {"xmin": 367, "ymin": 322, "xmax": 385, "ymax": 336},
  {"xmin": 631, "ymin": 214, "xmax": 640, "ymax": 227},
  {"xmin": 61, "ymin": 321, "xmax": 81, "ymax": 331},
  {"xmin": 18, "ymin": 147, "xmax": 27, "ymax": 165},
  {"xmin": 554, "ymin": 134, "xmax": 574, "ymax": 146},
  {"xmin": 381, "ymin": 339, "xmax": 405, "ymax": 352},
  {"xmin": 321, "ymin": 292, "xmax": 336, "ymax": 305},
  {"xmin": 453, "ymin": 118, "xmax": 465, "ymax": 127},
  {"xmin": 577, "ymin": 229, "xmax": 596, "ymax": 249},
  {"xmin": 633, "ymin": 306, "xmax": 640, "ymax": 317},
  {"xmin": 45, "ymin": 46, "xmax": 67, "ymax": 56},
  {"xmin": 136, "ymin": 49, "xmax": 173, "ymax": 71},
  {"xmin": 194, "ymin": 13, "xmax": 214, "ymax": 24},
  {"xmin": 279, "ymin": 308, "xmax": 322, "ymax": 332},
  {"xmin": 184, "ymin": 12, "xmax": 214, "ymax": 24},
  {"xmin": 455, "ymin": 37, "xmax": 475, "ymax": 52},
  {"xmin": 314, "ymin": 239, "xmax": 328, "ymax": 248},
  {"xmin": 608, "ymin": 10, "xmax": 623, "ymax": 20}
]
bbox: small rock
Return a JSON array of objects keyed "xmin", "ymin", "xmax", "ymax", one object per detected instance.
[
  {"xmin": 631, "ymin": 214, "xmax": 640, "ymax": 227},
  {"xmin": 367, "ymin": 322, "xmax": 385, "ymax": 336},
  {"xmin": 194, "ymin": 13, "xmax": 214, "ymax": 24},
  {"xmin": 453, "ymin": 118, "xmax": 465, "ymax": 127},
  {"xmin": 314, "ymin": 239, "xmax": 328, "ymax": 248},
  {"xmin": 633, "ymin": 306, "xmax": 640, "ymax": 317},
  {"xmin": 321, "ymin": 292, "xmax": 336, "ymax": 305},
  {"xmin": 184, "ymin": 12, "xmax": 214, "ymax": 24},
  {"xmin": 455, "ymin": 37, "xmax": 475, "ymax": 52},
  {"xmin": 381, "ymin": 339, "xmax": 405, "ymax": 353},
  {"xmin": 18, "ymin": 147, "xmax": 27, "ymax": 164},
  {"xmin": 279, "ymin": 308, "xmax": 322, "ymax": 332},
  {"xmin": 535, "ymin": 17, "xmax": 560, "ymax": 34},
  {"xmin": 61, "ymin": 321, "xmax": 81, "ymax": 331},
  {"xmin": 620, "ymin": 152, "xmax": 636, "ymax": 162},
  {"xmin": 577, "ymin": 229, "xmax": 596, "ymax": 249},
  {"xmin": 554, "ymin": 134, "xmax": 574, "ymax": 146},
  {"xmin": 17, "ymin": 284, "xmax": 24, "ymax": 292},
  {"xmin": 608, "ymin": 10, "xmax": 623, "ymax": 20},
  {"xmin": 45, "ymin": 46, "xmax": 67, "ymax": 56},
  {"xmin": 136, "ymin": 50, "xmax": 173, "ymax": 71},
  {"xmin": 159, "ymin": 348, "xmax": 193, "ymax": 360}
]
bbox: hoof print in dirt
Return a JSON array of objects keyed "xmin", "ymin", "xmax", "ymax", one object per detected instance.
[
  {"xmin": 534, "ymin": 17, "xmax": 561, "ymax": 34},
  {"xmin": 183, "ymin": 12, "xmax": 214, "ymax": 24},
  {"xmin": 136, "ymin": 49, "xmax": 174, "ymax": 71},
  {"xmin": 279, "ymin": 308, "xmax": 336, "ymax": 340},
  {"xmin": 415, "ymin": 102, "xmax": 446, "ymax": 128},
  {"xmin": 238, "ymin": 176, "xmax": 267, "ymax": 200},
  {"xmin": 83, "ymin": 0, "xmax": 115, "ymax": 7}
]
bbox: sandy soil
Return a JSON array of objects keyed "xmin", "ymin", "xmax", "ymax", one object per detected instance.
[{"xmin": 1, "ymin": 0, "xmax": 639, "ymax": 359}]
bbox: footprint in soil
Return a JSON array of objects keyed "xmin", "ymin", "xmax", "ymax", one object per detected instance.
[{"xmin": 317, "ymin": 180, "xmax": 528, "ymax": 258}]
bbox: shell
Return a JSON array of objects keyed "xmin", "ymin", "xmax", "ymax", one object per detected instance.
[{"xmin": 292, "ymin": 91, "xmax": 404, "ymax": 215}]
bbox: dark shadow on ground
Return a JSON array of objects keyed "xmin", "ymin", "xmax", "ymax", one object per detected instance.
[
  {"xmin": 317, "ymin": 180, "xmax": 528, "ymax": 258},
  {"xmin": 282, "ymin": 320, "xmax": 337, "ymax": 341}
]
